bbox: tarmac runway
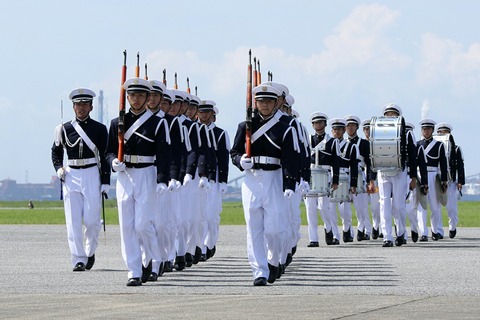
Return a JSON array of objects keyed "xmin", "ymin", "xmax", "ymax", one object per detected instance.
[{"xmin": 0, "ymin": 225, "xmax": 479, "ymax": 319}]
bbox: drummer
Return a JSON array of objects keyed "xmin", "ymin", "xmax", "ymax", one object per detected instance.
[
  {"xmin": 374, "ymin": 104, "xmax": 418, "ymax": 247},
  {"xmin": 361, "ymin": 119, "xmax": 382, "ymax": 239},
  {"xmin": 304, "ymin": 112, "xmax": 341, "ymax": 246},
  {"xmin": 329, "ymin": 118, "xmax": 357, "ymax": 243},
  {"xmin": 435, "ymin": 122, "xmax": 464, "ymax": 239},
  {"xmin": 345, "ymin": 115, "xmax": 374, "ymax": 241}
]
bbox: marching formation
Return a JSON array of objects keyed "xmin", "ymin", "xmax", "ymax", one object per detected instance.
[
  {"xmin": 230, "ymin": 51, "xmax": 465, "ymax": 286},
  {"xmin": 52, "ymin": 52, "xmax": 229, "ymax": 286},
  {"xmin": 52, "ymin": 50, "xmax": 465, "ymax": 288}
]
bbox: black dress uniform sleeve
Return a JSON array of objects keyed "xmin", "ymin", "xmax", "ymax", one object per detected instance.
[
  {"xmin": 416, "ymin": 146, "xmax": 428, "ymax": 186},
  {"xmin": 230, "ymin": 122, "xmax": 247, "ymax": 171},
  {"xmin": 213, "ymin": 127, "xmax": 230, "ymax": 184},
  {"xmin": 406, "ymin": 132, "xmax": 417, "ymax": 179},
  {"xmin": 348, "ymin": 143, "xmax": 358, "ymax": 188},
  {"xmin": 185, "ymin": 121, "xmax": 200, "ymax": 178},
  {"xmin": 166, "ymin": 115, "xmax": 183, "ymax": 181},
  {"xmin": 456, "ymin": 146, "xmax": 465, "ymax": 185}
]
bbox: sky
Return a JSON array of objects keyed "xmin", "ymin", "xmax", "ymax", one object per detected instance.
[{"xmin": 1, "ymin": 0, "xmax": 479, "ymax": 184}]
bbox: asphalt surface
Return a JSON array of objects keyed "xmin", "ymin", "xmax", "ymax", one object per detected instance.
[{"xmin": 1, "ymin": 224, "xmax": 479, "ymax": 319}]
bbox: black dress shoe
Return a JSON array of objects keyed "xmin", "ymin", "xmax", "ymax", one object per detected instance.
[
  {"xmin": 449, "ymin": 229, "xmax": 457, "ymax": 239},
  {"xmin": 432, "ymin": 232, "xmax": 439, "ymax": 241},
  {"xmin": 419, "ymin": 235, "xmax": 428, "ymax": 242},
  {"xmin": 324, "ymin": 229, "xmax": 334, "ymax": 245},
  {"xmin": 343, "ymin": 230, "xmax": 354, "ymax": 243},
  {"xmin": 193, "ymin": 246, "xmax": 202, "ymax": 264},
  {"xmin": 394, "ymin": 234, "xmax": 404, "ymax": 246},
  {"xmin": 438, "ymin": 233, "xmax": 444, "ymax": 240},
  {"xmin": 163, "ymin": 261, "xmax": 173, "ymax": 272},
  {"xmin": 371, "ymin": 228, "xmax": 379, "ymax": 240},
  {"xmin": 277, "ymin": 264, "xmax": 284, "ymax": 279},
  {"xmin": 267, "ymin": 263, "xmax": 279, "ymax": 284},
  {"xmin": 382, "ymin": 240, "xmax": 393, "ymax": 247},
  {"xmin": 206, "ymin": 248, "xmax": 212, "ymax": 260},
  {"xmin": 185, "ymin": 253, "xmax": 193, "ymax": 267},
  {"xmin": 158, "ymin": 262, "xmax": 164, "ymax": 276},
  {"xmin": 357, "ymin": 230, "xmax": 365, "ymax": 241},
  {"xmin": 211, "ymin": 246, "xmax": 216, "ymax": 258},
  {"xmin": 291, "ymin": 245, "xmax": 297, "ymax": 256},
  {"xmin": 174, "ymin": 255, "xmax": 186, "ymax": 271},
  {"xmin": 307, "ymin": 241, "xmax": 319, "ymax": 247},
  {"xmin": 148, "ymin": 272, "xmax": 158, "ymax": 282},
  {"xmin": 328, "ymin": 238, "xmax": 340, "ymax": 245},
  {"xmin": 199, "ymin": 254, "xmax": 207, "ymax": 262},
  {"xmin": 253, "ymin": 277, "xmax": 267, "ymax": 286},
  {"xmin": 285, "ymin": 253, "xmax": 293, "ymax": 267},
  {"xmin": 363, "ymin": 234, "xmax": 370, "ymax": 241},
  {"xmin": 85, "ymin": 254, "xmax": 95, "ymax": 270},
  {"xmin": 411, "ymin": 231, "xmax": 419, "ymax": 243},
  {"xmin": 379, "ymin": 233, "xmax": 384, "ymax": 238},
  {"xmin": 73, "ymin": 262, "xmax": 86, "ymax": 272},
  {"xmin": 126, "ymin": 277, "xmax": 142, "ymax": 287},
  {"xmin": 141, "ymin": 260, "xmax": 152, "ymax": 283}
]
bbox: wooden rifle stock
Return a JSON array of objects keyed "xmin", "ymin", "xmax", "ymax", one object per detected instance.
[
  {"xmin": 174, "ymin": 72, "xmax": 178, "ymax": 89},
  {"xmin": 187, "ymin": 77, "xmax": 191, "ymax": 94},
  {"xmin": 257, "ymin": 59, "xmax": 261, "ymax": 84},
  {"xmin": 144, "ymin": 63, "xmax": 148, "ymax": 80},
  {"xmin": 135, "ymin": 52, "xmax": 140, "ymax": 77},
  {"xmin": 245, "ymin": 50, "xmax": 253, "ymax": 157},
  {"xmin": 117, "ymin": 50, "xmax": 127, "ymax": 161},
  {"xmin": 162, "ymin": 69, "xmax": 167, "ymax": 86},
  {"xmin": 253, "ymin": 57, "xmax": 258, "ymax": 88}
]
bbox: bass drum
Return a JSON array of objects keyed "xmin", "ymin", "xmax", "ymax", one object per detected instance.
[
  {"xmin": 330, "ymin": 173, "xmax": 350, "ymax": 203},
  {"xmin": 370, "ymin": 116, "xmax": 406, "ymax": 172},
  {"xmin": 308, "ymin": 167, "xmax": 330, "ymax": 197}
]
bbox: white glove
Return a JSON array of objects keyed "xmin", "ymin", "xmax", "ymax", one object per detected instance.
[
  {"xmin": 167, "ymin": 179, "xmax": 177, "ymax": 191},
  {"xmin": 284, "ymin": 189, "xmax": 294, "ymax": 198},
  {"xmin": 175, "ymin": 180, "xmax": 182, "ymax": 189},
  {"xmin": 183, "ymin": 173, "xmax": 193, "ymax": 186},
  {"xmin": 112, "ymin": 158, "xmax": 126, "ymax": 172},
  {"xmin": 198, "ymin": 177, "xmax": 211, "ymax": 190},
  {"xmin": 240, "ymin": 154, "xmax": 253, "ymax": 170},
  {"xmin": 100, "ymin": 184, "xmax": 110, "ymax": 195},
  {"xmin": 219, "ymin": 182, "xmax": 228, "ymax": 195},
  {"xmin": 156, "ymin": 183, "xmax": 167, "ymax": 194},
  {"xmin": 56, "ymin": 167, "xmax": 65, "ymax": 181}
]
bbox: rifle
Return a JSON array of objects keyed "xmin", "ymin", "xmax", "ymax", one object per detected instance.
[
  {"xmin": 257, "ymin": 59, "xmax": 262, "ymax": 84},
  {"xmin": 174, "ymin": 72, "xmax": 178, "ymax": 89},
  {"xmin": 187, "ymin": 77, "xmax": 191, "ymax": 94},
  {"xmin": 135, "ymin": 52, "xmax": 140, "ymax": 77},
  {"xmin": 117, "ymin": 50, "xmax": 127, "ymax": 162},
  {"xmin": 144, "ymin": 63, "xmax": 148, "ymax": 80},
  {"xmin": 245, "ymin": 50, "xmax": 253, "ymax": 157},
  {"xmin": 163, "ymin": 69, "xmax": 167, "ymax": 86},
  {"xmin": 195, "ymin": 86, "xmax": 198, "ymax": 96},
  {"xmin": 268, "ymin": 71, "xmax": 273, "ymax": 81},
  {"xmin": 253, "ymin": 57, "xmax": 258, "ymax": 88}
]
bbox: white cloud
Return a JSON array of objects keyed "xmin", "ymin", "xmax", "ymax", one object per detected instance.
[{"xmin": 417, "ymin": 33, "xmax": 480, "ymax": 97}]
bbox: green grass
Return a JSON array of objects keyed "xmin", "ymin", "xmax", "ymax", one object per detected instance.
[{"xmin": 0, "ymin": 200, "xmax": 479, "ymax": 227}]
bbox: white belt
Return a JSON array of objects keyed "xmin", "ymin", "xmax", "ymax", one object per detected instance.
[
  {"xmin": 253, "ymin": 156, "xmax": 281, "ymax": 165},
  {"xmin": 124, "ymin": 154, "xmax": 155, "ymax": 164},
  {"xmin": 67, "ymin": 158, "xmax": 97, "ymax": 167},
  {"xmin": 427, "ymin": 166, "xmax": 438, "ymax": 172}
]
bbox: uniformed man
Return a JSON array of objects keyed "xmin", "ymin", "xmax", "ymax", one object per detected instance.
[
  {"xmin": 361, "ymin": 119, "xmax": 382, "ymax": 239},
  {"xmin": 416, "ymin": 119, "xmax": 448, "ymax": 241},
  {"xmin": 106, "ymin": 78, "xmax": 171, "ymax": 286},
  {"xmin": 198, "ymin": 100, "xmax": 230, "ymax": 259},
  {"xmin": 304, "ymin": 112, "xmax": 341, "ymax": 246},
  {"xmin": 345, "ymin": 115, "xmax": 373, "ymax": 241},
  {"xmin": 435, "ymin": 122, "xmax": 465, "ymax": 238},
  {"xmin": 230, "ymin": 84, "xmax": 298, "ymax": 286},
  {"xmin": 52, "ymin": 88, "xmax": 110, "ymax": 272},
  {"xmin": 329, "ymin": 118, "xmax": 358, "ymax": 243},
  {"xmin": 374, "ymin": 104, "xmax": 417, "ymax": 247}
]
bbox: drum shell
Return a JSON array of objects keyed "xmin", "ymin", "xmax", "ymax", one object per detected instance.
[
  {"xmin": 370, "ymin": 116, "xmax": 403, "ymax": 172},
  {"xmin": 330, "ymin": 173, "xmax": 350, "ymax": 202},
  {"xmin": 309, "ymin": 167, "xmax": 330, "ymax": 197}
]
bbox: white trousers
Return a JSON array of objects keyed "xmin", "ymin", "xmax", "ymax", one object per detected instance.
[
  {"xmin": 369, "ymin": 192, "xmax": 380, "ymax": 231},
  {"xmin": 319, "ymin": 196, "xmax": 341, "ymax": 240},
  {"xmin": 352, "ymin": 192, "xmax": 371, "ymax": 235},
  {"xmin": 205, "ymin": 182, "xmax": 221, "ymax": 250},
  {"xmin": 446, "ymin": 181, "xmax": 459, "ymax": 231},
  {"xmin": 417, "ymin": 171, "xmax": 444, "ymax": 237},
  {"xmin": 63, "ymin": 166, "xmax": 101, "ymax": 267},
  {"xmin": 378, "ymin": 169, "xmax": 408, "ymax": 242},
  {"xmin": 242, "ymin": 169, "xmax": 287, "ymax": 280},
  {"xmin": 305, "ymin": 195, "xmax": 319, "ymax": 242},
  {"xmin": 116, "ymin": 166, "xmax": 159, "ymax": 279},
  {"xmin": 152, "ymin": 188, "xmax": 175, "ymax": 272}
]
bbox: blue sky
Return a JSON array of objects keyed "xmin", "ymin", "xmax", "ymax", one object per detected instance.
[{"xmin": 1, "ymin": 0, "xmax": 478, "ymax": 183}]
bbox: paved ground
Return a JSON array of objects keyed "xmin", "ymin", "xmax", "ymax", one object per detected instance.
[{"xmin": 1, "ymin": 225, "xmax": 479, "ymax": 319}]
